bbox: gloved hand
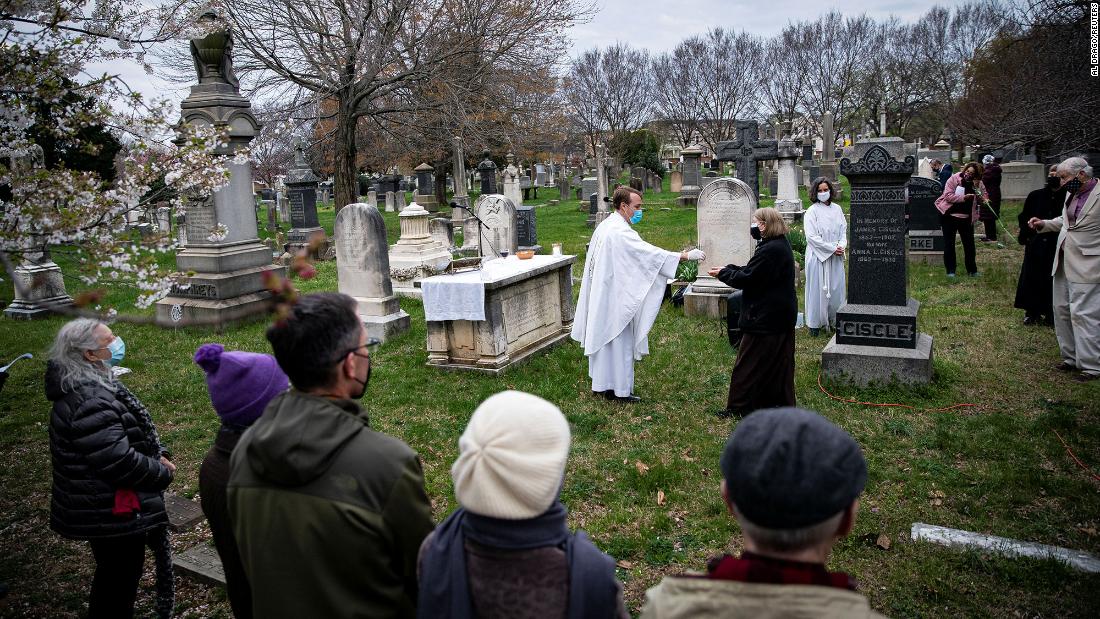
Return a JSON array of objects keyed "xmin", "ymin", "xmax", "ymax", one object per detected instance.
[{"xmin": 685, "ymin": 248, "xmax": 706, "ymax": 261}]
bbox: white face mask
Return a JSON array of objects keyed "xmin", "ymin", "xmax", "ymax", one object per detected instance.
[{"xmin": 817, "ymin": 191, "xmax": 831, "ymax": 203}]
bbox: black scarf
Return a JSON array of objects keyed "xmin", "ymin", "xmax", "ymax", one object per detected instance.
[{"xmin": 417, "ymin": 501, "xmax": 617, "ymax": 619}]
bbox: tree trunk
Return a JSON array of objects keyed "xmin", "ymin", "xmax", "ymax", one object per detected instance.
[{"xmin": 333, "ymin": 101, "xmax": 358, "ymax": 213}]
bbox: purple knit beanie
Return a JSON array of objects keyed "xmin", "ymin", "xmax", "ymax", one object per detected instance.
[{"xmin": 193, "ymin": 343, "xmax": 289, "ymax": 427}]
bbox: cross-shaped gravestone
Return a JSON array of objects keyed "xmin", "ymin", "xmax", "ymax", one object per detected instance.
[{"xmin": 713, "ymin": 120, "xmax": 780, "ymax": 197}]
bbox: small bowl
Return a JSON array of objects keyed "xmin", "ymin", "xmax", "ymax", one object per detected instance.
[{"xmin": 516, "ymin": 250, "xmax": 535, "ymax": 260}]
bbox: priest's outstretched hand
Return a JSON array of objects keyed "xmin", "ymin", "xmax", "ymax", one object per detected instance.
[{"xmin": 684, "ymin": 248, "xmax": 706, "ymax": 261}]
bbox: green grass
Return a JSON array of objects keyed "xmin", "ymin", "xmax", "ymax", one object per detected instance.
[{"xmin": 0, "ymin": 189, "xmax": 1098, "ymax": 617}]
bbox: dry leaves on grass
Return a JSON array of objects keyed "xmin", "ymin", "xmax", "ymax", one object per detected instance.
[
  {"xmin": 635, "ymin": 460, "xmax": 650, "ymax": 475},
  {"xmin": 928, "ymin": 489, "xmax": 946, "ymax": 506},
  {"xmin": 616, "ymin": 560, "xmax": 634, "ymax": 569},
  {"xmin": 657, "ymin": 489, "xmax": 666, "ymax": 505}
]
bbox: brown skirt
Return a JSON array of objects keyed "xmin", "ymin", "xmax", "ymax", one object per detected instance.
[{"xmin": 726, "ymin": 330, "xmax": 796, "ymax": 414}]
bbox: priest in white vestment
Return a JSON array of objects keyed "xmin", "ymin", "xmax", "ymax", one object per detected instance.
[
  {"xmin": 572, "ymin": 186, "xmax": 705, "ymax": 402},
  {"xmin": 804, "ymin": 178, "xmax": 847, "ymax": 336}
]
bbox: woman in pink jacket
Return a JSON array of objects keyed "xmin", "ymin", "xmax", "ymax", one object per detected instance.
[{"xmin": 934, "ymin": 161, "xmax": 989, "ymax": 277}]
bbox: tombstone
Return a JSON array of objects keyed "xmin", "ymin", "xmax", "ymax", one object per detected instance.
[
  {"xmin": 558, "ymin": 170, "xmax": 571, "ymax": 201},
  {"xmin": 2, "ymin": 152, "xmax": 75, "ymax": 320},
  {"xmin": 802, "ymin": 143, "xmax": 814, "ymax": 163},
  {"xmin": 477, "ymin": 152, "xmax": 498, "ymax": 194},
  {"xmin": 357, "ymin": 175, "xmax": 371, "ymax": 197},
  {"xmin": 631, "ymin": 166, "xmax": 647, "ymax": 192},
  {"xmin": 334, "ymin": 203, "xmax": 410, "ymax": 341},
  {"xmin": 451, "ymin": 136, "xmax": 469, "ymax": 227},
  {"xmin": 384, "ymin": 191, "xmax": 396, "ymax": 212},
  {"xmin": 474, "ymin": 194, "xmax": 519, "ymax": 258},
  {"xmin": 173, "ymin": 544, "xmax": 226, "ymax": 587},
  {"xmin": 378, "ymin": 174, "xmax": 400, "ymax": 200},
  {"xmin": 516, "ymin": 205, "xmax": 541, "ymax": 253},
  {"xmin": 714, "ymin": 120, "xmax": 780, "ymax": 197},
  {"xmin": 165, "ymin": 493, "xmax": 204, "ymax": 531},
  {"xmin": 502, "ymin": 153, "xmax": 523, "ymax": 208},
  {"xmin": 679, "ymin": 146, "xmax": 703, "ymax": 205},
  {"xmin": 819, "ymin": 112, "xmax": 838, "ymax": 182},
  {"xmin": 917, "ymin": 158, "xmax": 935, "ymax": 180},
  {"xmin": 429, "ymin": 217, "xmax": 454, "ymax": 250},
  {"xmin": 155, "ymin": 205, "xmax": 172, "ymax": 236},
  {"xmin": 395, "ymin": 191, "xmax": 407, "ymax": 213},
  {"xmin": 1000, "ymin": 162, "xmax": 1047, "ymax": 199},
  {"xmin": 155, "ymin": 21, "xmax": 284, "ymax": 325},
  {"xmin": 774, "ymin": 140, "xmax": 805, "ymax": 221},
  {"xmin": 670, "ymin": 170, "xmax": 683, "ymax": 193},
  {"xmin": 387, "ymin": 200, "xmax": 451, "ymax": 298},
  {"xmin": 760, "ymin": 167, "xmax": 773, "ymax": 195},
  {"xmin": 647, "ymin": 170, "xmax": 662, "ymax": 193},
  {"xmin": 285, "ymin": 138, "xmax": 326, "ymax": 255},
  {"xmin": 822, "ymin": 138, "xmax": 933, "ymax": 386},
  {"xmin": 176, "ymin": 213, "xmax": 188, "ymax": 246},
  {"xmin": 581, "ymin": 177, "xmax": 598, "ymax": 204},
  {"xmin": 585, "ymin": 192, "xmax": 600, "ymax": 228},
  {"xmin": 683, "ymin": 178, "xmax": 756, "ymax": 318},
  {"xmin": 260, "ymin": 199, "xmax": 277, "ymax": 232},
  {"xmin": 535, "ymin": 163, "xmax": 548, "ymax": 187},
  {"xmin": 412, "ymin": 163, "xmax": 437, "ymax": 211},
  {"xmin": 367, "ymin": 189, "xmax": 378, "ymax": 210},
  {"xmin": 907, "ymin": 177, "xmax": 944, "ymax": 261},
  {"xmin": 701, "ymin": 172, "xmax": 719, "ymax": 192}
]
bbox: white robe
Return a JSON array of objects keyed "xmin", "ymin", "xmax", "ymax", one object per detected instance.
[
  {"xmin": 804, "ymin": 201, "xmax": 848, "ymax": 329},
  {"xmin": 572, "ymin": 214, "xmax": 680, "ymax": 397}
]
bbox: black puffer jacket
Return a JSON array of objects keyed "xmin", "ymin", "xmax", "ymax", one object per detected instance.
[
  {"xmin": 715, "ymin": 235, "xmax": 797, "ymax": 335},
  {"xmin": 46, "ymin": 361, "xmax": 172, "ymax": 539}
]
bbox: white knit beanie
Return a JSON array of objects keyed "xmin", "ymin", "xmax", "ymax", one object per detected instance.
[{"xmin": 451, "ymin": 390, "xmax": 571, "ymax": 520}]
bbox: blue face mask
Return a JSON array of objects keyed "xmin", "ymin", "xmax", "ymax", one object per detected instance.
[
  {"xmin": 629, "ymin": 209, "xmax": 643, "ymax": 225},
  {"xmin": 106, "ymin": 336, "xmax": 126, "ymax": 367}
]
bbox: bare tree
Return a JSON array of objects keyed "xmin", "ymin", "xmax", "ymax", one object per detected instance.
[
  {"xmin": 684, "ymin": 28, "xmax": 762, "ymax": 151},
  {"xmin": 651, "ymin": 42, "xmax": 703, "ymax": 148},
  {"xmin": 757, "ymin": 26, "xmax": 814, "ymax": 133},
  {"xmin": 564, "ymin": 43, "xmax": 652, "ymax": 155},
  {"xmin": 208, "ymin": 0, "xmax": 591, "ymax": 212}
]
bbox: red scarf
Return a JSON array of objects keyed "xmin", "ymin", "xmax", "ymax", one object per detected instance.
[{"xmin": 705, "ymin": 552, "xmax": 856, "ymax": 591}]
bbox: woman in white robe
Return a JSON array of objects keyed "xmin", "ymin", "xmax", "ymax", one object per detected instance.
[{"xmin": 804, "ymin": 177, "xmax": 847, "ymax": 336}]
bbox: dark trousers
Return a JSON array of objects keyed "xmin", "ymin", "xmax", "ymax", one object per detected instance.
[
  {"xmin": 941, "ymin": 215, "xmax": 978, "ymax": 275},
  {"xmin": 981, "ymin": 199, "xmax": 1001, "ymax": 239},
  {"xmin": 88, "ymin": 533, "xmax": 147, "ymax": 619}
]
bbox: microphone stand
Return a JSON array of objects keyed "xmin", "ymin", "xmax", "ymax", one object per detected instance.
[{"xmin": 450, "ymin": 202, "xmax": 502, "ymax": 268}]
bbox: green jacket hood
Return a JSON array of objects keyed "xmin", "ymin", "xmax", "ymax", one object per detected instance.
[{"xmin": 244, "ymin": 390, "xmax": 367, "ymax": 486}]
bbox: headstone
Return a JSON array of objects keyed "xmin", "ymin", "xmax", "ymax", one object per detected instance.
[
  {"xmin": 275, "ymin": 188, "xmax": 289, "ymax": 224},
  {"xmin": 802, "ymin": 143, "xmax": 814, "ymax": 163},
  {"xmin": 907, "ymin": 177, "xmax": 944, "ymax": 259},
  {"xmin": 477, "ymin": 152, "xmax": 498, "ymax": 194},
  {"xmin": 679, "ymin": 146, "xmax": 703, "ymax": 205},
  {"xmin": 683, "ymin": 177, "xmax": 756, "ymax": 318},
  {"xmin": 774, "ymin": 140, "xmax": 805, "ymax": 221},
  {"xmin": 385, "ymin": 191, "xmax": 396, "ymax": 212},
  {"xmin": 581, "ymin": 177, "xmax": 598, "ymax": 203},
  {"xmin": 414, "ymin": 162, "xmax": 438, "ymax": 211},
  {"xmin": 429, "ymin": 217, "xmax": 454, "ymax": 249},
  {"xmin": 285, "ymin": 138, "xmax": 326, "ymax": 254},
  {"xmin": 165, "ymin": 493, "xmax": 204, "ymax": 531},
  {"xmin": 535, "ymin": 163, "xmax": 548, "ymax": 187},
  {"xmin": 714, "ymin": 120, "xmax": 780, "ymax": 197},
  {"xmin": 1000, "ymin": 162, "xmax": 1047, "ymax": 199},
  {"xmin": 173, "ymin": 544, "xmax": 225, "ymax": 587},
  {"xmin": 760, "ymin": 167, "xmax": 773, "ymax": 195},
  {"xmin": 822, "ymin": 138, "xmax": 933, "ymax": 386},
  {"xmin": 155, "ymin": 21, "xmax": 284, "ymax": 325},
  {"xmin": 594, "ymin": 143, "xmax": 609, "ymax": 224},
  {"xmin": 647, "ymin": 170, "xmax": 662, "ymax": 192},
  {"xmin": 367, "ymin": 189, "xmax": 378, "ymax": 209},
  {"xmin": 474, "ymin": 194, "xmax": 519, "ymax": 258},
  {"xmin": 917, "ymin": 158, "xmax": 935, "ymax": 179},
  {"xmin": 451, "ymin": 136, "xmax": 469, "ymax": 227},
  {"xmin": 558, "ymin": 170, "xmax": 571, "ymax": 201},
  {"xmin": 516, "ymin": 205, "xmax": 540, "ymax": 253},
  {"xmin": 388, "ymin": 201, "xmax": 451, "ymax": 297},
  {"xmin": 670, "ymin": 170, "xmax": 683, "ymax": 193},
  {"xmin": 819, "ymin": 112, "xmax": 838, "ymax": 182},
  {"xmin": 334, "ymin": 202, "xmax": 410, "ymax": 341},
  {"xmin": 631, "ymin": 166, "xmax": 647, "ymax": 192},
  {"xmin": 502, "ymin": 153, "xmax": 523, "ymax": 208},
  {"xmin": 155, "ymin": 205, "xmax": 172, "ymax": 235},
  {"xmin": 395, "ymin": 191, "xmax": 407, "ymax": 213},
  {"xmin": 358, "ymin": 175, "xmax": 370, "ymax": 197}
]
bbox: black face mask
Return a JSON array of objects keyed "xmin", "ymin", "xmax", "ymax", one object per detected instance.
[
  {"xmin": 750, "ymin": 224, "xmax": 762, "ymax": 241},
  {"xmin": 1046, "ymin": 176, "xmax": 1061, "ymax": 190},
  {"xmin": 350, "ymin": 356, "xmax": 371, "ymax": 399},
  {"xmin": 1064, "ymin": 178, "xmax": 1083, "ymax": 195}
]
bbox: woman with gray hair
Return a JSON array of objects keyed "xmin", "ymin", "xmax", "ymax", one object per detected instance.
[
  {"xmin": 1028, "ymin": 156, "xmax": 1100, "ymax": 382},
  {"xmin": 46, "ymin": 318, "xmax": 176, "ymax": 618}
]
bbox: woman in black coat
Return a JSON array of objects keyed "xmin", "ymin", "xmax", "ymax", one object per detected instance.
[
  {"xmin": 709, "ymin": 207, "xmax": 798, "ymax": 417},
  {"xmin": 1015, "ymin": 165, "xmax": 1066, "ymax": 324},
  {"xmin": 47, "ymin": 318, "xmax": 175, "ymax": 619}
]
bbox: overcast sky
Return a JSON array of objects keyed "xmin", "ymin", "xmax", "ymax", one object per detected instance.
[{"xmin": 91, "ymin": 0, "xmax": 975, "ymax": 111}]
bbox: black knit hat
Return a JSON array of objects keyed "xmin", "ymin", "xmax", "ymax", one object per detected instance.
[{"xmin": 719, "ymin": 407, "xmax": 867, "ymax": 529}]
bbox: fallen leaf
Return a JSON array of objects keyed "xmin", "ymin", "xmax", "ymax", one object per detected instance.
[
  {"xmin": 635, "ymin": 460, "xmax": 650, "ymax": 475},
  {"xmin": 644, "ymin": 415, "xmax": 653, "ymax": 421},
  {"xmin": 657, "ymin": 490, "xmax": 666, "ymax": 505},
  {"xmin": 931, "ymin": 498, "xmax": 943, "ymax": 506},
  {"xmin": 616, "ymin": 560, "xmax": 633, "ymax": 569},
  {"xmin": 875, "ymin": 534, "xmax": 892, "ymax": 550}
]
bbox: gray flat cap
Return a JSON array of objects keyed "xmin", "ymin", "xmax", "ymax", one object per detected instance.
[{"xmin": 719, "ymin": 407, "xmax": 867, "ymax": 529}]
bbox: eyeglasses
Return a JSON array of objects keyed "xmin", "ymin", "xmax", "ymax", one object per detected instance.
[{"xmin": 336, "ymin": 337, "xmax": 381, "ymax": 363}]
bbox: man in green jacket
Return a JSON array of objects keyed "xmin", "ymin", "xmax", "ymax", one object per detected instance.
[
  {"xmin": 641, "ymin": 407, "xmax": 887, "ymax": 619},
  {"xmin": 229, "ymin": 292, "xmax": 434, "ymax": 619}
]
